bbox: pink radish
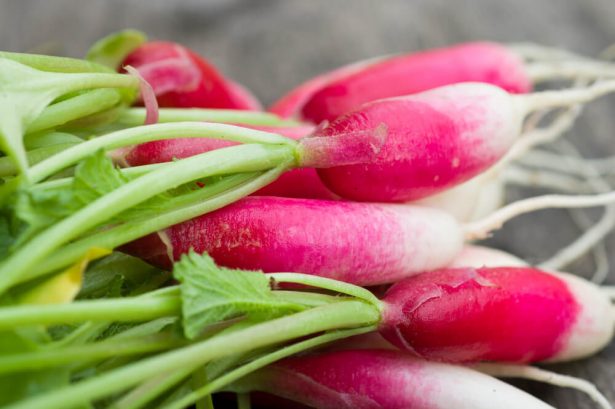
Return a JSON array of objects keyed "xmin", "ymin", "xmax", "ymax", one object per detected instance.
[
  {"xmin": 313, "ymin": 81, "xmax": 615, "ymax": 201},
  {"xmin": 121, "ymin": 196, "xmax": 463, "ymax": 285},
  {"xmin": 115, "ymin": 125, "xmax": 336, "ymax": 199},
  {"xmin": 379, "ymin": 266, "xmax": 614, "ymax": 363},
  {"xmin": 270, "ymin": 41, "xmax": 611, "ymax": 123},
  {"xmin": 121, "ymin": 41, "xmax": 261, "ymax": 110},
  {"xmin": 123, "ymin": 189, "xmax": 615, "ymax": 286},
  {"xmin": 235, "ymin": 349, "xmax": 555, "ymax": 409}
]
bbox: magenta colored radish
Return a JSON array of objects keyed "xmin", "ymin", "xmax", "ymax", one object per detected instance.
[
  {"xmin": 315, "ymin": 82, "xmax": 521, "ymax": 201},
  {"xmin": 268, "ymin": 58, "xmax": 380, "ymax": 119},
  {"xmin": 270, "ymin": 42, "xmax": 531, "ymax": 123},
  {"xmin": 121, "ymin": 41, "xmax": 261, "ymax": 110},
  {"xmin": 121, "ymin": 196, "xmax": 463, "ymax": 286},
  {"xmin": 239, "ymin": 350, "xmax": 554, "ymax": 409},
  {"xmin": 380, "ymin": 266, "xmax": 613, "ymax": 363}
]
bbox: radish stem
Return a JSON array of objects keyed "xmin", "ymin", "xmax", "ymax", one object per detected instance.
[
  {"xmin": 6, "ymin": 301, "xmax": 379, "ymax": 409},
  {"xmin": 0, "ymin": 144, "xmax": 295, "ymax": 293},
  {"xmin": 29, "ymin": 122, "xmax": 296, "ymax": 183},
  {"xmin": 0, "ymin": 334, "xmax": 181, "ymax": 374},
  {"xmin": 118, "ymin": 108, "xmax": 298, "ymax": 127},
  {"xmin": 163, "ymin": 326, "xmax": 375, "ymax": 409}
]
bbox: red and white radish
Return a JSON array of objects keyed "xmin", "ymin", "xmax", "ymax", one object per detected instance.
[
  {"xmin": 122, "ymin": 196, "xmax": 463, "ymax": 285},
  {"xmin": 379, "ymin": 266, "xmax": 614, "ymax": 363},
  {"xmin": 123, "ymin": 188, "xmax": 615, "ymax": 287},
  {"xmin": 235, "ymin": 349, "xmax": 556, "ymax": 409},
  {"xmin": 313, "ymin": 81, "xmax": 615, "ymax": 202},
  {"xmin": 121, "ymin": 41, "xmax": 261, "ymax": 110},
  {"xmin": 270, "ymin": 41, "xmax": 612, "ymax": 123}
]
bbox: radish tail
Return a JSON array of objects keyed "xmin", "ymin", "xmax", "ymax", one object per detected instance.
[
  {"xmin": 463, "ymin": 190, "xmax": 615, "ymax": 240},
  {"xmin": 518, "ymin": 80, "xmax": 615, "ymax": 115},
  {"xmin": 474, "ymin": 364, "xmax": 612, "ymax": 409},
  {"xmin": 502, "ymin": 166, "xmax": 590, "ymax": 193},
  {"xmin": 538, "ymin": 141, "xmax": 615, "ymax": 280},
  {"xmin": 525, "ymin": 60, "xmax": 615, "ymax": 83}
]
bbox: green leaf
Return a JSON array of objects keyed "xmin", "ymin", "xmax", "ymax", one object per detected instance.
[
  {"xmin": 80, "ymin": 252, "xmax": 167, "ymax": 299},
  {"xmin": 86, "ymin": 29, "xmax": 147, "ymax": 69},
  {"xmin": 0, "ymin": 59, "xmax": 72, "ymax": 176},
  {"xmin": 173, "ymin": 252, "xmax": 304, "ymax": 339}
]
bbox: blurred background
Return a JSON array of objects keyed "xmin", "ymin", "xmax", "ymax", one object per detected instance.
[{"xmin": 2, "ymin": 0, "xmax": 615, "ymax": 407}]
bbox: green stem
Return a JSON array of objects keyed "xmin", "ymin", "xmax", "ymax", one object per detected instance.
[
  {"xmin": 30, "ymin": 122, "xmax": 297, "ymax": 183},
  {"xmin": 165, "ymin": 326, "xmax": 375, "ymax": 409},
  {"xmin": 191, "ymin": 367, "xmax": 214, "ymax": 409},
  {"xmin": 27, "ymin": 89, "xmax": 122, "ymax": 134},
  {"xmin": 118, "ymin": 108, "xmax": 299, "ymax": 127},
  {"xmin": 272, "ymin": 291, "xmax": 340, "ymax": 307},
  {"xmin": 20, "ymin": 167, "xmax": 286, "ymax": 284},
  {"xmin": 113, "ymin": 367, "xmax": 195, "ymax": 409},
  {"xmin": 0, "ymin": 52, "xmax": 111, "ymax": 73},
  {"xmin": 36, "ymin": 72, "xmax": 138, "ymax": 97},
  {"xmin": 32, "ymin": 163, "xmax": 164, "ymax": 191},
  {"xmin": 0, "ymin": 334, "xmax": 180, "ymax": 374},
  {"xmin": 267, "ymin": 273, "xmax": 382, "ymax": 307},
  {"xmin": 0, "ymin": 143, "xmax": 295, "ymax": 293},
  {"xmin": 0, "ymin": 296, "xmax": 180, "ymax": 330},
  {"xmin": 0, "ymin": 143, "xmax": 78, "ymax": 177},
  {"xmin": 7, "ymin": 300, "xmax": 380, "ymax": 409}
]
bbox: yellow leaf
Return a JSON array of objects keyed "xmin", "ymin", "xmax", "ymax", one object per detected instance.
[{"xmin": 18, "ymin": 247, "xmax": 111, "ymax": 305}]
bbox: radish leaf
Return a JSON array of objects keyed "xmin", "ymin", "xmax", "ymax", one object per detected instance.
[{"xmin": 173, "ymin": 252, "xmax": 304, "ymax": 339}]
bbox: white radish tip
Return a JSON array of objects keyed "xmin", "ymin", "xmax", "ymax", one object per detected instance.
[{"xmin": 124, "ymin": 65, "xmax": 159, "ymax": 125}]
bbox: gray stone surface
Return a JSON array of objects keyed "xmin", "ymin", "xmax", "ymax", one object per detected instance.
[{"xmin": 2, "ymin": 0, "xmax": 615, "ymax": 407}]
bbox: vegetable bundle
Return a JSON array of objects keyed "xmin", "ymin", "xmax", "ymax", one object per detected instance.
[{"xmin": 2, "ymin": 29, "xmax": 615, "ymax": 408}]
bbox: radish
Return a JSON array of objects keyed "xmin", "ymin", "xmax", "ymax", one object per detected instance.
[
  {"xmin": 121, "ymin": 41, "xmax": 261, "ymax": 110},
  {"xmin": 122, "ymin": 189, "xmax": 615, "ymax": 286},
  {"xmin": 314, "ymin": 81, "xmax": 615, "ymax": 202},
  {"xmin": 121, "ymin": 196, "xmax": 464, "ymax": 284},
  {"xmin": 233, "ymin": 349, "xmax": 556, "ymax": 409},
  {"xmin": 379, "ymin": 265, "xmax": 614, "ymax": 363},
  {"xmin": 270, "ymin": 41, "xmax": 613, "ymax": 123},
  {"xmin": 114, "ymin": 124, "xmax": 337, "ymax": 199}
]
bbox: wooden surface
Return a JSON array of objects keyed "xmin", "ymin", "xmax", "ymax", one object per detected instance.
[{"xmin": 2, "ymin": 0, "xmax": 615, "ymax": 407}]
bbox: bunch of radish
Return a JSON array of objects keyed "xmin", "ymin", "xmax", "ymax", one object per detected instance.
[{"xmin": 3, "ymin": 29, "xmax": 615, "ymax": 409}]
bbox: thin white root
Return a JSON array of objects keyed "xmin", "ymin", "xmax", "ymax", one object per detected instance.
[
  {"xmin": 526, "ymin": 60, "xmax": 615, "ymax": 83},
  {"xmin": 540, "ymin": 205, "xmax": 615, "ymax": 274},
  {"xmin": 538, "ymin": 140, "xmax": 613, "ymax": 283},
  {"xmin": 603, "ymin": 286, "xmax": 615, "ymax": 300},
  {"xmin": 463, "ymin": 190, "xmax": 615, "ymax": 240},
  {"xmin": 508, "ymin": 106, "xmax": 581, "ymax": 161},
  {"xmin": 519, "ymin": 80, "xmax": 615, "ymax": 115},
  {"xmin": 473, "ymin": 363, "xmax": 612, "ymax": 409},
  {"xmin": 517, "ymin": 150, "xmax": 615, "ymax": 177},
  {"xmin": 509, "ymin": 42, "xmax": 596, "ymax": 63},
  {"xmin": 502, "ymin": 166, "xmax": 591, "ymax": 193}
]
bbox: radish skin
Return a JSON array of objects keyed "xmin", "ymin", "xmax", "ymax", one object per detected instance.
[
  {"xmin": 315, "ymin": 83, "xmax": 521, "ymax": 201},
  {"xmin": 121, "ymin": 41, "xmax": 261, "ymax": 110},
  {"xmin": 271, "ymin": 42, "xmax": 531, "ymax": 123},
  {"xmin": 271, "ymin": 41, "xmax": 614, "ymax": 123},
  {"xmin": 121, "ymin": 196, "xmax": 463, "ymax": 286},
  {"xmin": 315, "ymin": 81, "xmax": 615, "ymax": 202},
  {"xmin": 236, "ymin": 349, "xmax": 555, "ymax": 409},
  {"xmin": 380, "ymin": 266, "xmax": 614, "ymax": 363}
]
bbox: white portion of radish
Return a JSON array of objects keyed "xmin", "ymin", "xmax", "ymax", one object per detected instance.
[{"xmin": 549, "ymin": 272, "xmax": 614, "ymax": 362}]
